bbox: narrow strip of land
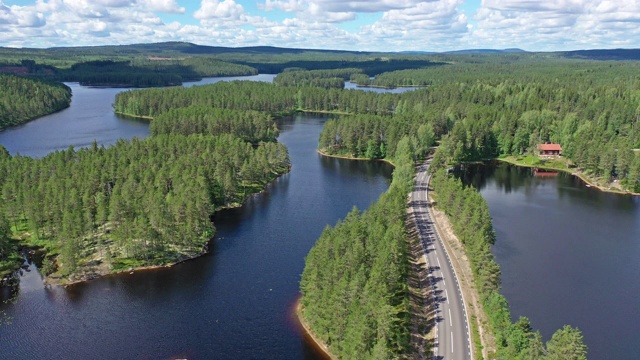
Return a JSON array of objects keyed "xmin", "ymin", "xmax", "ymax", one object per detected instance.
[{"xmin": 409, "ymin": 159, "xmax": 472, "ymax": 360}]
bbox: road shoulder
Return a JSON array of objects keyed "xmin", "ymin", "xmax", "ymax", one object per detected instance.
[
  {"xmin": 406, "ymin": 203, "xmax": 435, "ymax": 359},
  {"xmin": 427, "ymin": 189, "xmax": 497, "ymax": 359}
]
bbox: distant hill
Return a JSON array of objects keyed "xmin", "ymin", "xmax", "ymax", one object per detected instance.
[
  {"xmin": 5, "ymin": 42, "xmax": 529, "ymax": 57},
  {"xmin": 44, "ymin": 41, "xmax": 373, "ymax": 56},
  {"xmin": 443, "ymin": 48, "xmax": 527, "ymax": 54},
  {"xmin": 559, "ymin": 48, "xmax": 640, "ymax": 61}
]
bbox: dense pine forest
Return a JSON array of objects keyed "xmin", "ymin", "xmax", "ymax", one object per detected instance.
[
  {"xmin": 55, "ymin": 58, "xmax": 257, "ymax": 87},
  {"xmin": 0, "ymin": 107, "xmax": 289, "ymax": 281},
  {"xmin": 300, "ymin": 136, "xmax": 417, "ymax": 359},
  {"xmin": 0, "ymin": 74, "xmax": 71, "ymax": 130}
]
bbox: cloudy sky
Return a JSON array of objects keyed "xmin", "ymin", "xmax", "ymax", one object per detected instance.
[{"xmin": 1, "ymin": 0, "xmax": 640, "ymax": 51}]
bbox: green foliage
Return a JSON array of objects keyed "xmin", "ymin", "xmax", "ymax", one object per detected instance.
[
  {"xmin": 114, "ymin": 80, "xmax": 407, "ymax": 117},
  {"xmin": 350, "ymin": 73, "xmax": 371, "ymax": 86},
  {"xmin": 368, "ymin": 68, "xmax": 434, "ymax": 87},
  {"xmin": 0, "ymin": 114, "xmax": 289, "ymax": 278},
  {"xmin": 409, "ymin": 60, "xmax": 640, "ymax": 190},
  {"xmin": 274, "ymin": 68, "xmax": 364, "ymax": 89},
  {"xmin": 55, "ymin": 58, "xmax": 257, "ymax": 87},
  {"xmin": 0, "ymin": 74, "xmax": 71, "ymax": 130},
  {"xmin": 300, "ymin": 136, "xmax": 416, "ymax": 359},
  {"xmin": 545, "ymin": 325, "xmax": 588, "ymax": 360},
  {"xmin": 151, "ymin": 106, "xmax": 279, "ymax": 143},
  {"xmin": 319, "ymin": 114, "xmax": 435, "ymax": 160},
  {"xmin": 238, "ymin": 58, "xmax": 442, "ymax": 77}
]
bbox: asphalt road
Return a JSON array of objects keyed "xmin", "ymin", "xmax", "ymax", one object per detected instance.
[{"xmin": 411, "ymin": 159, "xmax": 472, "ymax": 360}]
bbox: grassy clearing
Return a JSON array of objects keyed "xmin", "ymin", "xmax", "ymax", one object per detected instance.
[
  {"xmin": 498, "ymin": 154, "xmax": 572, "ymax": 171},
  {"xmin": 499, "ymin": 154, "xmax": 640, "ymax": 195}
]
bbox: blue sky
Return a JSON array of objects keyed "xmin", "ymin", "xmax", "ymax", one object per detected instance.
[{"xmin": 1, "ymin": 0, "xmax": 639, "ymax": 51}]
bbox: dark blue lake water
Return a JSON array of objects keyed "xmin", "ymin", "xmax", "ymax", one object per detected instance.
[{"xmin": 457, "ymin": 163, "xmax": 640, "ymax": 360}]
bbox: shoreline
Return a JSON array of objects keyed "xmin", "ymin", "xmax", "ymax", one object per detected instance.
[
  {"xmin": 349, "ymin": 82, "xmax": 425, "ymax": 89},
  {"xmin": 44, "ymin": 250, "xmax": 207, "ymax": 287},
  {"xmin": 496, "ymin": 157, "xmax": 640, "ymax": 196},
  {"xmin": 114, "ymin": 111, "xmax": 154, "ymax": 120},
  {"xmin": 295, "ymin": 299, "xmax": 336, "ymax": 360},
  {"xmin": 317, "ymin": 148, "xmax": 396, "ymax": 167},
  {"xmin": 38, "ymin": 166, "xmax": 292, "ymax": 288}
]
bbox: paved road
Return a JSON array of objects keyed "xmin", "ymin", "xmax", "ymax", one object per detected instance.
[{"xmin": 411, "ymin": 159, "xmax": 472, "ymax": 360}]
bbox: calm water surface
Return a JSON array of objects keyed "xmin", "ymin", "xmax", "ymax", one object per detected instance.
[
  {"xmin": 0, "ymin": 77, "xmax": 396, "ymax": 359},
  {"xmin": 457, "ymin": 163, "xmax": 640, "ymax": 360},
  {"xmin": 0, "ymin": 74, "xmax": 277, "ymax": 158}
]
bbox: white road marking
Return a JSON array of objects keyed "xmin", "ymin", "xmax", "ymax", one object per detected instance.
[{"xmin": 449, "ymin": 308, "xmax": 452, "ymax": 326}]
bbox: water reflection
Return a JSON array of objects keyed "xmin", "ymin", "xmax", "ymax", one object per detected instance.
[{"xmin": 456, "ymin": 161, "xmax": 640, "ymax": 360}]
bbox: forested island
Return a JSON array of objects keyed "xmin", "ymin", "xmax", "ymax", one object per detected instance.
[
  {"xmin": 0, "ymin": 105, "xmax": 289, "ymax": 283},
  {"xmin": 0, "ymin": 74, "xmax": 71, "ymax": 130}
]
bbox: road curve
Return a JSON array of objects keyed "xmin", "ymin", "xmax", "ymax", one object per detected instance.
[{"xmin": 411, "ymin": 159, "xmax": 472, "ymax": 360}]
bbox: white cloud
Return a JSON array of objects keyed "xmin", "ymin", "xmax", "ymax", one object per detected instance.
[
  {"xmin": 471, "ymin": 0, "xmax": 640, "ymax": 50},
  {"xmin": 260, "ymin": 0, "xmax": 303, "ymax": 12},
  {"xmin": 194, "ymin": 0, "xmax": 245, "ymax": 20},
  {"xmin": 3, "ymin": 0, "xmax": 640, "ymax": 52},
  {"xmin": 141, "ymin": 0, "xmax": 185, "ymax": 14},
  {"xmin": 304, "ymin": 0, "xmax": 425, "ymax": 13},
  {"xmin": 93, "ymin": 0, "xmax": 134, "ymax": 7},
  {"xmin": 360, "ymin": 0, "xmax": 468, "ymax": 51}
]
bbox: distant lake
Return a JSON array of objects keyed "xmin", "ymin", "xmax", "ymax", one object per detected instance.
[
  {"xmin": 0, "ymin": 74, "xmax": 417, "ymax": 158},
  {"xmin": 456, "ymin": 162, "xmax": 640, "ymax": 360}
]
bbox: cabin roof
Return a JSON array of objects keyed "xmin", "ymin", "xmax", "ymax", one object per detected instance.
[{"xmin": 538, "ymin": 143, "xmax": 562, "ymax": 151}]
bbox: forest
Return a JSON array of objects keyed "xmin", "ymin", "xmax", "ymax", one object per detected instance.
[
  {"xmin": 300, "ymin": 136, "xmax": 417, "ymax": 359},
  {"xmin": 0, "ymin": 74, "xmax": 71, "ymax": 130},
  {"xmin": 0, "ymin": 107, "xmax": 289, "ymax": 281},
  {"xmin": 299, "ymin": 58, "xmax": 610, "ymax": 357},
  {"xmin": 274, "ymin": 68, "xmax": 364, "ymax": 89},
  {"xmin": 54, "ymin": 58, "xmax": 257, "ymax": 87}
]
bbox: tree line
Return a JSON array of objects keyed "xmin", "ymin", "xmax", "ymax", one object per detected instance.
[
  {"xmin": 1, "ymin": 57, "xmax": 258, "ymax": 88},
  {"xmin": 318, "ymin": 113, "xmax": 435, "ymax": 160},
  {"xmin": 56, "ymin": 58, "xmax": 257, "ymax": 87},
  {"xmin": 0, "ymin": 74, "xmax": 71, "ymax": 130},
  {"xmin": 236, "ymin": 58, "xmax": 441, "ymax": 76},
  {"xmin": 274, "ymin": 68, "xmax": 364, "ymax": 89},
  {"xmin": 300, "ymin": 136, "xmax": 417, "ymax": 359},
  {"xmin": 151, "ymin": 106, "xmax": 279, "ymax": 144},
  {"xmin": 113, "ymin": 80, "xmax": 403, "ymax": 117}
]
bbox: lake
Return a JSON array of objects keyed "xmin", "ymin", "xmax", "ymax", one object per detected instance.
[
  {"xmin": 0, "ymin": 76, "xmax": 401, "ymax": 359},
  {"xmin": 456, "ymin": 162, "xmax": 640, "ymax": 360}
]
